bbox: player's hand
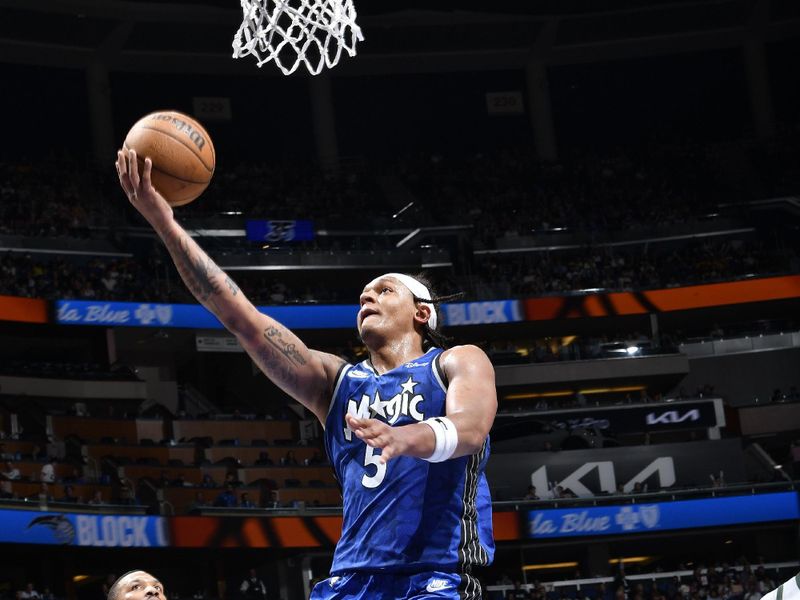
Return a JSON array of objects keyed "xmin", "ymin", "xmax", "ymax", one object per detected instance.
[
  {"xmin": 346, "ymin": 414, "xmax": 418, "ymax": 464},
  {"xmin": 116, "ymin": 148, "xmax": 173, "ymax": 227}
]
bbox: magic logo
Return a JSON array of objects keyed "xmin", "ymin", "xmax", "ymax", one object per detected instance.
[{"xmin": 344, "ymin": 377, "xmax": 425, "ymax": 440}]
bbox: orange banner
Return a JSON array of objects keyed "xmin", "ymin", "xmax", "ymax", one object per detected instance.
[
  {"xmin": 0, "ymin": 295, "xmax": 48, "ymax": 324},
  {"xmin": 524, "ymin": 275, "xmax": 800, "ymax": 320},
  {"xmin": 170, "ymin": 511, "xmax": 522, "ymax": 548}
]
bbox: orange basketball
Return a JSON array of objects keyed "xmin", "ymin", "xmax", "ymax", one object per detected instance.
[{"xmin": 124, "ymin": 110, "xmax": 215, "ymax": 207}]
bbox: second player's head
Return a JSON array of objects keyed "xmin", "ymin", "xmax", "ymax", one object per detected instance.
[
  {"xmin": 357, "ymin": 272, "xmax": 449, "ymax": 352},
  {"xmin": 107, "ymin": 571, "xmax": 166, "ymax": 600}
]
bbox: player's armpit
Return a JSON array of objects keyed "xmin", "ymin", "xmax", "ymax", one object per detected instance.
[{"xmin": 440, "ymin": 344, "xmax": 498, "ymax": 457}]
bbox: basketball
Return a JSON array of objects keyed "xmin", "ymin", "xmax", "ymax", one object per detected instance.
[{"xmin": 123, "ymin": 110, "xmax": 215, "ymax": 207}]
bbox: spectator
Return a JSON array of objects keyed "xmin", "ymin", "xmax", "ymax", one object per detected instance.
[
  {"xmin": 88, "ymin": 490, "xmax": 105, "ymax": 505},
  {"xmin": 240, "ymin": 492, "xmax": 256, "ymax": 508},
  {"xmin": 60, "ymin": 484, "xmax": 79, "ymax": 503},
  {"xmin": 214, "ymin": 484, "xmax": 238, "ymax": 508},
  {"xmin": 240, "ymin": 569, "xmax": 267, "ymax": 600},
  {"xmin": 2, "ymin": 461, "xmax": 21, "ymax": 480},
  {"xmin": 281, "ymin": 451, "xmax": 298, "ymax": 466},
  {"xmin": 18, "ymin": 583, "xmax": 41, "ymax": 600},
  {"xmin": 523, "ymin": 485, "xmax": 539, "ymax": 501},
  {"xmin": 40, "ymin": 458, "xmax": 55, "ymax": 483},
  {"xmin": 201, "ymin": 473, "xmax": 216, "ymax": 488}
]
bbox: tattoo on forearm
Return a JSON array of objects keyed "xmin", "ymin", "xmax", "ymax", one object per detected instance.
[
  {"xmin": 253, "ymin": 340, "xmax": 299, "ymax": 389},
  {"xmin": 167, "ymin": 236, "xmax": 240, "ymax": 308},
  {"xmin": 225, "ymin": 276, "xmax": 239, "ymax": 296},
  {"xmin": 264, "ymin": 326, "xmax": 307, "ymax": 366},
  {"xmin": 178, "ymin": 236, "xmax": 223, "ymax": 301}
]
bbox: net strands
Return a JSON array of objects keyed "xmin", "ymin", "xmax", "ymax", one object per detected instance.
[{"xmin": 233, "ymin": 0, "xmax": 364, "ymax": 75}]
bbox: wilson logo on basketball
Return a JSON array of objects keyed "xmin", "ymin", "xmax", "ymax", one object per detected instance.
[{"xmin": 149, "ymin": 113, "xmax": 207, "ymax": 151}]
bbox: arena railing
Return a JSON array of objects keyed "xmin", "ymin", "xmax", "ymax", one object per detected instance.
[
  {"xmin": 485, "ymin": 560, "xmax": 800, "ymax": 595},
  {"xmin": 180, "ymin": 480, "xmax": 797, "ymax": 517},
  {"xmin": 491, "ymin": 480, "xmax": 797, "ymax": 511}
]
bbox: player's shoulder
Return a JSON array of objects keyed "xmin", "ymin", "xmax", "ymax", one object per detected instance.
[
  {"xmin": 439, "ymin": 344, "xmax": 493, "ymax": 374},
  {"xmin": 440, "ymin": 343, "xmax": 490, "ymax": 360}
]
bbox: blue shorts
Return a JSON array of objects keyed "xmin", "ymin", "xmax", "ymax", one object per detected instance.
[{"xmin": 310, "ymin": 570, "xmax": 482, "ymax": 600}]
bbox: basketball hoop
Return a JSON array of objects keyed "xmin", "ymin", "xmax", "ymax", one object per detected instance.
[{"xmin": 232, "ymin": 0, "xmax": 364, "ymax": 75}]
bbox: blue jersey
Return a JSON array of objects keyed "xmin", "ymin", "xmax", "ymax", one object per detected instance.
[{"xmin": 324, "ymin": 347, "xmax": 494, "ymax": 575}]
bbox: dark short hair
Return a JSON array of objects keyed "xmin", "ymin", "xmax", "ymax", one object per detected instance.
[{"xmin": 107, "ymin": 571, "xmax": 145, "ymax": 600}]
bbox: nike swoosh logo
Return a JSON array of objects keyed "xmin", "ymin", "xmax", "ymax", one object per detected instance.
[{"xmin": 426, "ymin": 581, "xmax": 450, "ymax": 592}]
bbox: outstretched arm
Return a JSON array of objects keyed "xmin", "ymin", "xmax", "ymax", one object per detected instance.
[
  {"xmin": 115, "ymin": 148, "xmax": 344, "ymax": 422},
  {"xmin": 346, "ymin": 344, "xmax": 497, "ymax": 463}
]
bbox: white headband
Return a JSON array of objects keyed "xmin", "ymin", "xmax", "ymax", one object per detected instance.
[{"xmin": 381, "ymin": 273, "xmax": 438, "ymax": 330}]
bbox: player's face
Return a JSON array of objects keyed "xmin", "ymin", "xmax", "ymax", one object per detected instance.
[
  {"xmin": 116, "ymin": 572, "xmax": 167, "ymax": 600},
  {"xmin": 357, "ymin": 276, "xmax": 419, "ymax": 342}
]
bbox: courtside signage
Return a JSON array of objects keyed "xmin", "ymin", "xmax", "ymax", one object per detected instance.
[
  {"xmin": 55, "ymin": 300, "xmax": 360, "ymax": 330},
  {"xmin": 55, "ymin": 299, "xmax": 522, "ymax": 329},
  {"xmin": 442, "ymin": 300, "xmax": 522, "ymax": 326},
  {"xmin": 0, "ymin": 510, "xmax": 169, "ymax": 547},
  {"xmin": 526, "ymin": 492, "xmax": 799, "ymax": 539}
]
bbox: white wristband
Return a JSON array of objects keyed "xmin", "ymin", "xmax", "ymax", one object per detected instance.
[{"xmin": 423, "ymin": 416, "xmax": 458, "ymax": 463}]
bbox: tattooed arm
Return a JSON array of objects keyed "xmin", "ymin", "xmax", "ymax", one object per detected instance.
[{"xmin": 115, "ymin": 148, "xmax": 345, "ymax": 422}]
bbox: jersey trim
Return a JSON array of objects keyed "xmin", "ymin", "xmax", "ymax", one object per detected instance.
[
  {"xmin": 458, "ymin": 573, "xmax": 482, "ymax": 600},
  {"xmin": 457, "ymin": 439, "xmax": 489, "ymax": 570},
  {"xmin": 433, "ymin": 351, "xmax": 449, "ymax": 392},
  {"xmin": 329, "ymin": 362, "xmax": 351, "ymax": 413}
]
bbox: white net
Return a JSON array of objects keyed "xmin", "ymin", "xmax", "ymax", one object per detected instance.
[{"xmin": 232, "ymin": 0, "xmax": 364, "ymax": 75}]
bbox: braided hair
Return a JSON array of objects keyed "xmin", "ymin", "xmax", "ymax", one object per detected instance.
[{"xmin": 409, "ymin": 272, "xmax": 463, "ymax": 350}]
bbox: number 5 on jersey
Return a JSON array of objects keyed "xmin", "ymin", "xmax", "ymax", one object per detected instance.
[{"xmin": 362, "ymin": 445, "xmax": 386, "ymax": 489}]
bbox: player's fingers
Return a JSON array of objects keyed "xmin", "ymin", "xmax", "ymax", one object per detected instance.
[
  {"xmin": 347, "ymin": 414, "xmax": 380, "ymax": 433},
  {"xmin": 129, "ymin": 150, "xmax": 140, "ymax": 190},
  {"xmin": 368, "ymin": 433, "xmax": 393, "ymax": 449},
  {"xmin": 378, "ymin": 447, "xmax": 395, "ymax": 464},
  {"xmin": 116, "ymin": 151, "xmax": 135, "ymax": 197},
  {"xmin": 116, "ymin": 150, "xmax": 126, "ymax": 176},
  {"xmin": 358, "ymin": 424, "xmax": 383, "ymax": 439},
  {"xmin": 142, "ymin": 157, "xmax": 153, "ymax": 190},
  {"xmin": 345, "ymin": 414, "xmax": 363, "ymax": 429}
]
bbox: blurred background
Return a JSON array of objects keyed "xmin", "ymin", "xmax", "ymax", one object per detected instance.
[{"xmin": 0, "ymin": 0, "xmax": 799, "ymax": 599}]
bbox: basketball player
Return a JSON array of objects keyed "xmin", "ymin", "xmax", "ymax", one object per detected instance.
[
  {"xmin": 116, "ymin": 149, "xmax": 496, "ymax": 599},
  {"xmin": 107, "ymin": 570, "xmax": 166, "ymax": 600}
]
